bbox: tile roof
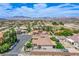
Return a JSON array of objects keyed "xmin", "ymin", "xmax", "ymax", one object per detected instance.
[
  {"xmin": 32, "ymin": 30, "xmax": 56, "ymax": 46},
  {"xmin": 0, "ymin": 32, "xmax": 3, "ymax": 38},
  {"xmin": 0, "ymin": 32, "xmax": 3, "ymax": 43}
]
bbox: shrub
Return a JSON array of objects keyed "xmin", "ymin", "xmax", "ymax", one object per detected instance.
[
  {"xmin": 52, "ymin": 22, "xmax": 59, "ymax": 25},
  {"xmin": 45, "ymin": 26, "xmax": 52, "ymax": 31},
  {"xmin": 26, "ymin": 42, "xmax": 32, "ymax": 48},
  {"xmin": 56, "ymin": 42, "xmax": 64, "ymax": 49},
  {"xmin": 51, "ymin": 37, "xmax": 57, "ymax": 42},
  {"xmin": 60, "ymin": 30, "xmax": 73, "ymax": 36},
  {"xmin": 55, "ymin": 30, "xmax": 73, "ymax": 36},
  {"xmin": 73, "ymin": 30, "xmax": 79, "ymax": 34}
]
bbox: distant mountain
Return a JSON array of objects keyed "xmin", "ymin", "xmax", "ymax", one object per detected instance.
[
  {"xmin": 0, "ymin": 16, "xmax": 79, "ymax": 21},
  {"xmin": 5, "ymin": 16, "xmax": 53, "ymax": 20},
  {"xmin": 0, "ymin": 18, "xmax": 7, "ymax": 20}
]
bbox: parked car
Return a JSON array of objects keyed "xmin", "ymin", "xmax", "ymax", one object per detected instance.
[{"xmin": 9, "ymin": 40, "xmax": 20, "ymax": 50}]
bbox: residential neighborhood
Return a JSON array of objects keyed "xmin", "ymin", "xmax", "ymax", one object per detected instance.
[{"xmin": 0, "ymin": 19, "xmax": 79, "ymax": 56}]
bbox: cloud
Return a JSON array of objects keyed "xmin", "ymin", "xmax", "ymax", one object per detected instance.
[
  {"xmin": 34, "ymin": 3, "xmax": 47, "ymax": 9},
  {"xmin": 0, "ymin": 3, "xmax": 79, "ymax": 18}
]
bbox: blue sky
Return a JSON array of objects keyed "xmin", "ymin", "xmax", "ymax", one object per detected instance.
[{"xmin": 0, "ymin": 3, "xmax": 79, "ymax": 18}]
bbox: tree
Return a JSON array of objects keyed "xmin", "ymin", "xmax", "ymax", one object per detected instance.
[
  {"xmin": 0, "ymin": 43, "xmax": 10, "ymax": 53},
  {"xmin": 52, "ymin": 22, "xmax": 58, "ymax": 25},
  {"xmin": 55, "ymin": 30, "xmax": 73, "ymax": 36},
  {"xmin": 0, "ymin": 28, "xmax": 17, "ymax": 53},
  {"xmin": 61, "ymin": 30, "xmax": 73, "ymax": 36},
  {"xmin": 3, "ymin": 31, "xmax": 10, "ymax": 38},
  {"xmin": 59, "ymin": 22, "xmax": 64, "ymax": 25},
  {"xmin": 59, "ymin": 27, "xmax": 66, "ymax": 30},
  {"xmin": 27, "ymin": 26, "xmax": 32, "ymax": 32},
  {"xmin": 45, "ymin": 26, "xmax": 52, "ymax": 32},
  {"xmin": 9, "ymin": 28, "xmax": 17, "ymax": 45}
]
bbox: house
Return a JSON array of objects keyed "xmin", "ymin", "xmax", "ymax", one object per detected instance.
[
  {"xmin": 32, "ymin": 30, "xmax": 56, "ymax": 50},
  {"xmin": 20, "ymin": 26, "xmax": 27, "ymax": 33},
  {"xmin": 66, "ymin": 34, "xmax": 79, "ymax": 49},
  {"xmin": 16, "ymin": 27, "xmax": 22, "ymax": 34},
  {"xmin": 0, "ymin": 32, "xmax": 4, "ymax": 44},
  {"xmin": 16, "ymin": 26, "xmax": 27, "ymax": 34}
]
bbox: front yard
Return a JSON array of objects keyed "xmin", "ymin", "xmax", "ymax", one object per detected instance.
[{"xmin": 24, "ymin": 40, "xmax": 32, "ymax": 52}]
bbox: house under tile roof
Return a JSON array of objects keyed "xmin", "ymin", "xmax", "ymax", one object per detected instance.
[
  {"xmin": 0, "ymin": 32, "xmax": 4, "ymax": 44},
  {"xmin": 32, "ymin": 30, "xmax": 56, "ymax": 46}
]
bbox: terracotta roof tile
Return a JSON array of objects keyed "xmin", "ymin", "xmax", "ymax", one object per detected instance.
[{"xmin": 32, "ymin": 31, "xmax": 56, "ymax": 46}]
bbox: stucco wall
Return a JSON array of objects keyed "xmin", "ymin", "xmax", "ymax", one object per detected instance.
[
  {"xmin": 33, "ymin": 45, "xmax": 53, "ymax": 49},
  {"xmin": 41, "ymin": 45, "xmax": 53, "ymax": 49}
]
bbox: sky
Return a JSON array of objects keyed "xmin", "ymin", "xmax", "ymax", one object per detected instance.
[{"xmin": 0, "ymin": 3, "xmax": 79, "ymax": 18}]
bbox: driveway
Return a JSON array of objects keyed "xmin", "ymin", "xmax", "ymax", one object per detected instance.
[{"xmin": 2, "ymin": 33, "xmax": 32, "ymax": 56}]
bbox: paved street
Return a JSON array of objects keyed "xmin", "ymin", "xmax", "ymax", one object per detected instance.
[{"xmin": 2, "ymin": 33, "xmax": 32, "ymax": 56}]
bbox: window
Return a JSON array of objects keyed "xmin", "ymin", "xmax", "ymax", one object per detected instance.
[
  {"xmin": 34, "ymin": 38, "xmax": 38, "ymax": 40},
  {"xmin": 33, "ymin": 44, "xmax": 37, "ymax": 46}
]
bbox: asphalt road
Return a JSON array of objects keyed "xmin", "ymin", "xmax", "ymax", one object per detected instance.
[{"xmin": 3, "ymin": 33, "xmax": 32, "ymax": 56}]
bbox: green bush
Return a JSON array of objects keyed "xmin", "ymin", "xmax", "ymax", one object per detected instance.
[
  {"xmin": 55, "ymin": 29, "xmax": 73, "ymax": 36},
  {"xmin": 52, "ymin": 22, "xmax": 59, "ymax": 25},
  {"xmin": 73, "ymin": 30, "xmax": 79, "ymax": 34},
  {"xmin": 51, "ymin": 37, "xmax": 64, "ymax": 49},
  {"xmin": 56, "ymin": 42, "xmax": 64, "ymax": 49},
  {"xmin": 45, "ymin": 26, "xmax": 52, "ymax": 31},
  {"xmin": 51, "ymin": 37, "xmax": 57, "ymax": 42},
  {"xmin": 27, "ymin": 26, "xmax": 32, "ymax": 32},
  {"xmin": 59, "ymin": 27, "xmax": 71, "ymax": 31},
  {"xmin": 60, "ymin": 30, "xmax": 73, "ymax": 36},
  {"xmin": 0, "ymin": 43, "xmax": 10, "ymax": 53},
  {"xmin": 26, "ymin": 42, "xmax": 32, "ymax": 48},
  {"xmin": 59, "ymin": 22, "xmax": 64, "ymax": 25}
]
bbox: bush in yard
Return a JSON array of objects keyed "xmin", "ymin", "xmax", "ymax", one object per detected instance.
[
  {"xmin": 56, "ymin": 42, "xmax": 64, "ymax": 49},
  {"xmin": 51, "ymin": 37, "xmax": 57, "ymax": 42},
  {"xmin": 26, "ymin": 42, "xmax": 32, "ymax": 48}
]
